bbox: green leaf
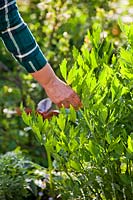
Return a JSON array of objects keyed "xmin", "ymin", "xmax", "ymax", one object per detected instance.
[
  {"xmin": 32, "ymin": 123, "xmax": 42, "ymax": 143},
  {"xmin": 81, "ymin": 45, "xmax": 90, "ymax": 63},
  {"xmin": 121, "ymin": 87, "xmax": 129, "ymax": 96},
  {"xmin": 69, "ymin": 105, "xmax": 77, "ymax": 123},
  {"xmin": 80, "ymin": 132, "xmax": 88, "ymax": 147},
  {"xmin": 120, "ymin": 48, "xmax": 133, "ymax": 65},
  {"xmin": 72, "ymin": 46, "xmax": 79, "ymax": 59},
  {"xmin": 86, "ymin": 70, "xmax": 97, "ymax": 93},
  {"xmin": 68, "ymin": 139, "xmax": 79, "ymax": 152},
  {"xmin": 99, "ymin": 64, "xmax": 113, "ymax": 87},
  {"xmin": 37, "ymin": 113, "xmax": 44, "ymax": 131},
  {"xmin": 120, "ymin": 174, "xmax": 132, "ymax": 185},
  {"xmin": 77, "ymin": 54, "xmax": 84, "ymax": 67},
  {"xmin": 60, "ymin": 59, "xmax": 67, "ymax": 81},
  {"xmin": 92, "ymin": 24, "xmax": 101, "ymax": 48},
  {"xmin": 22, "ymin": 111, "xmax": 31, "ymax": 126},
  {"xmin": 118, "ymin": 18, "xmax": 125, "ymax": 33},
  {"xmin": 60, "ymin": 131, "xmax": 67, "ymax": 143},
  {"xmin": 108, "ymin": 136, "xmax": 121, "ymax": 152},
  {"xmin": 67, "ymin": 63, "xmax": 77, "ymax": 85},
  {"xmin": 56, "ymin": 143, "xmax": 62, "ymax": 153},
  {"xmin": 57, "ymin": 114, "xmax": 66, "ymax": 131},
  {"xmin": 69, "ymin": 160, "xmax": 81, "ymax": 171},
  {"xmin": 111, "ymin": 76, "xmax": 121, "ymax": 101},
  {"xmin": 105, "ymin": 132, "xmax": 112, "ymax": 144},
  {"xmin": 127, "ymin": 136, "xmax": 133, "ymax": 153},
  {"xmin": 99, "ymin": 104, "xmax": 108, "ymax": 123},
  {"xmin": 120, "ymin": 64, "xmax": 133, "ymax": 79},
  {"xmin": 90, "ymin": 48, "xmax": 97, "ymax": 69},
  {"xmin": 69, "ymin": 126, "xmax": 78, "ymax": 139},
  {"xmin": 86, "ymin": 140, "xmax": 99, "ymax": 157}
]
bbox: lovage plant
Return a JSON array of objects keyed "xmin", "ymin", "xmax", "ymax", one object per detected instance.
[{"xmin": 22, "ymin": 23, "xmax": 133, "ymax": 199}]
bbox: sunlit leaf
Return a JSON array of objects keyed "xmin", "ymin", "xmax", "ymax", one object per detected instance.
[
  {"xmin": 60, "ymin": 59, "xmax": 67, "ymax": 81},
  {"xmin": 127, "ymin": 136, "xmax": 133, "ymax": 153}
]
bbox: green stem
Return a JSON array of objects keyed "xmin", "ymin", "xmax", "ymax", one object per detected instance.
[{"xmin": 45, "ymin": 146, "xmax": 53, "ymax": 196}]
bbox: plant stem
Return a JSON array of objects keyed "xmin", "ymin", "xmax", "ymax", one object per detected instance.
[{"xmin": 45, "ymin": 146, "xmax": 53, "ymax": 197}]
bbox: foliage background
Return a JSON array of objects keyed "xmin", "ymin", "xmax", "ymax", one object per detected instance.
[
  {"xmin": 0, "ymin": 0, "xmax": 133, "ymax": 199},
  {"xmin": 0, "ymin": 0, "xmax": 132, "ymax": 158}
]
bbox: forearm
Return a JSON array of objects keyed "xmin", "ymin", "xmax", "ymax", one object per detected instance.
[
  {"xmin": 0, "ymin": 1, "xmax": 82, "ymax": 109},
  {"xmin": 31, "ymin": 63, "xmax": 57, "ymax": 88},
  {"xmin": 0, "ymin": 0, "xmax": 47, "ymax": 73}
]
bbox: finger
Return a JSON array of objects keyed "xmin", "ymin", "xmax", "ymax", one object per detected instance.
[
  {"xmin": 57, "ymin": 102, "xmax": 63, "ymax": 108},
  {"xmin": 56, "ymin": 87, "xmax": 82, "ymax": 109},
  {"xmin": 58, "ymin": 97, "xmax": 82, "ymax": 110},
  {"xmin": 69, "ymin": 93, "xmax": 82, "ymax": 109},
  {"xmin": 61, "ymin": 100, "xmax": 72, "ymax": 109},
  {"xmin": 57, "ymin": 101, "xmax": 70, "ymax": 109}
]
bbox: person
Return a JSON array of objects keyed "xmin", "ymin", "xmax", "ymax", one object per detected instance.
[{"xmin": 0, "ymin": 0, "xmax": 81, "ymax": 109}]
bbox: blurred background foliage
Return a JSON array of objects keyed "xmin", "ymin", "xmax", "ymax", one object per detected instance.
[{"xmin": 0, "ymin": 0, "xmax": 133, "ymax": 164}]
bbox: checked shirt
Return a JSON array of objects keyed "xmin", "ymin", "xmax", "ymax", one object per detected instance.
[{"xmin": 0, "ymin": 0, "xmax": 47, "ymax": 73}]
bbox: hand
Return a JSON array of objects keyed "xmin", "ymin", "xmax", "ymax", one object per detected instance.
[
  {"xmin": 31, "ymin": 63, "xmax": 82, "ymax": 109},
  {"xmin": 44, "ymin": 76, "xmax": 82, "ymax": 109}
]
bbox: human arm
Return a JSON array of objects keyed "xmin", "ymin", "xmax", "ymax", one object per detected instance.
[
  {"xmin": 31, "ymin": 63, "xmax": 82, "ymax": 109},
  {"xmin": 0, "ymin": 0, "xmax": 81, "ymax": 109}
]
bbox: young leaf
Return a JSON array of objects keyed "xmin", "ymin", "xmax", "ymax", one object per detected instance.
[
  {"xmin": 57, "ymin": 113, "xmax": 66, "ymax": 131},
  {"xmin": 98, "ymin": 64, "xmax": 113, "ymax": 87},
  {"xmin": 69, "ymin": 160, "xmax": 81, "ymax": 171},
  {"xmin": 72, "ymin": 46, "xmax": 79, "ymax": 59},
  {"xmin": 69, "ymin": 105, "xmax": 77, "ymax": 123},
  {"xmin": 92, "ymin": 24, "xmax": 101, "ymax": 49},
  {"xmin": 90, "ymin": 48, "xmax": 98, "ymax": 69},
  {"xmin": 105, "ymin": 132, "xmax": 112, "ymax": 144},
  {"xmin": 108, "ymin": 136, "xmax": 121, "ymax": 152},
  {"xmin": 67, "ymin": 63, "xmax": 77, "ymax": 85},
  {"xmin": 99, "ymin": 104, "xmax": 108, "ymax": 123},
  {"xmin": 77, "ymin": 54, "xmax": 84, "ymax": 67},
  {"xmin": 60, "ymin": 59, "xmax": 67, "ymax": 81},
  {"xmin": 127, "ymin": 136, "xmax": 133, "ymax": 153},
  {"xmin": 32, "ymin": 123, "xmax": 42, "ymax": 143},
  {"xmin": 22, "ymin": 111, "xmax": 31, "ymax": 126},
  {"xmin": 86, "ymin": 140, "xmax": 99, "ymax": 157}
]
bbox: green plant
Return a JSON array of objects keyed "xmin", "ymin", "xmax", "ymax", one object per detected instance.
[
  {"xmin": 0, "ymin": 0, "xmax": 110, "ymax": 164},
  {"xmin": 0, "ymin": 0, "xmax": 132, "ymax": 164},
  {"xmin": 22, "ymin": 22, "xmax": 133, "ymax": 199},
  {"xmin": 0, "ymin": 149, "xmax": 50, "ymax": 200}
]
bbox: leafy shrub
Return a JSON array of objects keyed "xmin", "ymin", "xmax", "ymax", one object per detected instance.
[
  {"xmin": 0, "ymin": 69, "xmax": 47, "ymax": 165},
  {"xmin": 0, "ymin": 149, "xmax": 50, "ymax": 200},
  {"xmin": 22, "ymin": 22, "xmax": 133, "ymax": 199},
  {"xmin": 0, "ymin": 0, "xmax": 132, "ymax": 161},
  {"xmin": 0, "ymin": 0, "xmax": 110, "ymax": 161}
]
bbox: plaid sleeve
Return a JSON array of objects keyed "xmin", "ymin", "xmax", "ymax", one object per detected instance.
[{"xmin": 0, "ymin": 0, "xmax": 47, "ymax": 73}]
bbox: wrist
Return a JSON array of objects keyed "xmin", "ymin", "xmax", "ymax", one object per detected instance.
[{"xmin": 31, "ymin": 63, "xmax": 57, "ymax": 88}]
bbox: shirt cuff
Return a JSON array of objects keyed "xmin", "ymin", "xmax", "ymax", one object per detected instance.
[{"xmin": 20, "ymin": 48, "xmax": 48, "ymax": 73}]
